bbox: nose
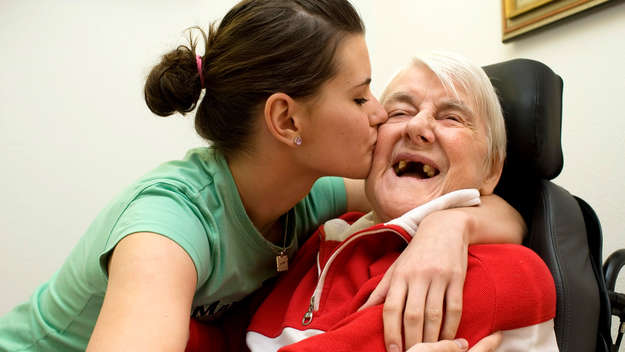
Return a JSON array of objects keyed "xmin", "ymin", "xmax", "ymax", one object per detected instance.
[
  {"xmin": 368, "ymin": 95, "xmax": 388, "ymax": 127},
  {"xmin": 405, "ymin": 111, "xmax": 435, "ymax": 145}
]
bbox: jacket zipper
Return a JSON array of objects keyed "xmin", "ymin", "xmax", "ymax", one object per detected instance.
[
  {"xmin": 302, "ymin": 295, "xmax": 315, "ymax": 325},
  {"xmin": 301, "ymin": 227, "xmax": 407, "ymax": 325}
]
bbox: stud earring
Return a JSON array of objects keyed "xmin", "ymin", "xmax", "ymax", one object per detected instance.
[{"xmin": 293, "ymin": 135, "xmax": 302, "ymax": 146}]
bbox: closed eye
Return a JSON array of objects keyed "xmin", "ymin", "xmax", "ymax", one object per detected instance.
[
  {"xmin": 354, "ymin": 98, "xmax": 369, "ymax": 105},
  {"xmin": 438, "ymin": 113, "xmax": 464, "ymax": 124},
  {"xmin": 388, "ymin": 110, "xmax": 412, "ymax": 118}
]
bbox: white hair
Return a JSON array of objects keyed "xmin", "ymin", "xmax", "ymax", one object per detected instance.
[{"xmin": 385, "ymin": 52, "xmax": 507, "ymax": 174}]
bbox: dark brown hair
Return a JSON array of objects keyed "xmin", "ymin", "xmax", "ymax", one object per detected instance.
[{"xmin": 144, "ymin": 0, "xmax": 364, "ymax": 157}]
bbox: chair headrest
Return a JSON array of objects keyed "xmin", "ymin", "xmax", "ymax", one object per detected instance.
[{"xmin": 483, "ymin": 59, "xmax": 564, "ymax": 184}]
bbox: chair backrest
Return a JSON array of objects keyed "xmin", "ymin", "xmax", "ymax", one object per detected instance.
[{"xmin": 483, "ymin": 59, "xmax": 610, "ymax": 351}]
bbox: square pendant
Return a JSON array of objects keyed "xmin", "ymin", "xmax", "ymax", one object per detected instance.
[{"xmin": 276, "ymin": 254, "xmax": 289, "ymax": 272}]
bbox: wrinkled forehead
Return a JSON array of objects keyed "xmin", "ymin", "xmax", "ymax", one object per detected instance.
[
  {"xmin": 382, "ymin": 64, "xmax": 466, "ymax": 103},
  {"xmin": 382, "ymin": 65, "xmax": 482, "ymax": 122}
]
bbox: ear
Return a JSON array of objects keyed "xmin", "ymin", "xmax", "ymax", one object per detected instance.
[
  {"xmin": 263, "ymin": 92, "xmax": 302, "ymax": 147},
  {"xmin": 479, "ymin": 160, "xmax": 503, "ymax": 195}
]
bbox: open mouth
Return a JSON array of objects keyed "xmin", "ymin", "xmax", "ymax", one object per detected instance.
[{"xmin": 393, "ymin": 160, "xmax": 440, "ymax": 179}]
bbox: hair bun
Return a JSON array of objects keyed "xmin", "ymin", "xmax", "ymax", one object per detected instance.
[{"xmin": 144, "ymin": 45, "xmax": 202, "ymax": 117}]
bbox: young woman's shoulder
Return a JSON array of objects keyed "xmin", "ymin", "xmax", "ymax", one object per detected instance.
[
  {"xmin": 92, "ymin": 147, "xmax": 232, "ymax": 289},
  {"xmin": 136, "ymin": 147, "xmax": 222, "ymax": 194}
]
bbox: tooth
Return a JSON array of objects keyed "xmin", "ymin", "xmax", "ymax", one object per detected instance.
[
  {"xmin": 398, "ymin": 160, "xmax": 407, "ymax": 171},
  {"xmin": 423, "ymin": 164, "xmax": 435, "ymax": 177}
]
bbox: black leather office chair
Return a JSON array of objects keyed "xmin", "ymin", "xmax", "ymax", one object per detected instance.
[{"xmin": 483, "ymin": 59, "xmax": 624, "ymax": 352}]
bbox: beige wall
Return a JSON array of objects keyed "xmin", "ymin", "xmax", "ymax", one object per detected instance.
[{"xmin": 1, "ymin": 0, "xmax": 623, "ymax": 338}]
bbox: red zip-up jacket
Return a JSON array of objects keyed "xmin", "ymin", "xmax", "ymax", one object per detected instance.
[
  {"xmin": 246, "ymin": 190, "xmax": 557, "ymax": 351},
  {"xmin": 184, "ymin": 190, "xmax": 557, "ymax": 351}
]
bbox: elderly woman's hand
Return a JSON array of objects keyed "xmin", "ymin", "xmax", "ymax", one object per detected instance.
[
  {"xmin": 361, "ymin": 208, "xmax": 471, "ymax": 351},
  {"xmin": 405, "ymin": 339, "xmax": 469, "ymax": 352},
  {"xmin": 405, "ymin": 332, "xmax": 502, "ymax": 352}
]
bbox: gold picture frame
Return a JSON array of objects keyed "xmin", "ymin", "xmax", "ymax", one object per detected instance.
[
  {"xmin": 502, "ymin": 0, "xmax": 613, "ymax": 42},
  {"xmin": 505, "ymin": 0, "xmax": 558, "ymax": 18}
]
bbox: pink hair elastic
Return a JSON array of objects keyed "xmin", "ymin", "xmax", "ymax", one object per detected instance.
[{"xmin": 196, "ymin": 55, "xmax": 205, "ymax": 88}]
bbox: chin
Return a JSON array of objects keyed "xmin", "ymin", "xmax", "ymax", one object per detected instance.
[
  {"xmin": 369, "ymin": 179, "xmax": 447, "ymax": 221},
  {"xmin": 370, "ymin": 190, "xmax": 419, "ymax": 221},
  {"xmin": 345, "ymin": 168, "xmax": 369, "ymax": 180}
]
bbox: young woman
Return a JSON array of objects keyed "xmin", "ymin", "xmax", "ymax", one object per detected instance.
[{"xmin": 0, "ymin": 1, "xmax": 523, "ymax": 351}]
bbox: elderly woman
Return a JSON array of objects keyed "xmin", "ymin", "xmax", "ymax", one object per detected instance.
[{"xmin": 192, "ymin": 53, "xmax": 558, "ymax": 352}]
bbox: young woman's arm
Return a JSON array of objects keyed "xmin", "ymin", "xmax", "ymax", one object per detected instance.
[
  {"xmin": 86, "ymin": 232, "xmax": 197, "ymax": 352},
  {"xmin": 344, "ymin": 178, "xmax": 371, "ymax": 213},
  {"xmin": 361, "ymin": 195, "xmax": 525, "ymax": 352},
  {"xmin": 455, "ymin": 194, "xmax": 525, "ymax": 245}
]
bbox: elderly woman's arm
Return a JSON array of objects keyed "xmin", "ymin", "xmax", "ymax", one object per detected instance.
[{"xmin": 360, "ymin": 194, "xmax": 524, "ymax": 352}]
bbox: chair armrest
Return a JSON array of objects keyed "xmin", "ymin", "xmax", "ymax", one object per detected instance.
[
  {"xmin": 604, "ymin": 249, "xmax": 625, "ymax": 291},
  {"xmin": 603, "ymin": 249, "xmax": 625, "ymax": 351}
]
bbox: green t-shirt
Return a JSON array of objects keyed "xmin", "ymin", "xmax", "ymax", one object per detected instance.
[{"xmin": 0, "ymin": 147, "xmax": 347, "ymax": 351}]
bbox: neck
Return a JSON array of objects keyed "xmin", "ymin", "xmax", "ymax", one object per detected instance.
[{"xmin": 228, "ymin": 145, "xmax": 319, "ymax": 238}]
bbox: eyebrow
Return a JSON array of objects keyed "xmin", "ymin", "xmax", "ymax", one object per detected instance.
[
  {"xmin": 383, "ymin": 91, "xmax": 415, "ymax": 106},
  {"xmin": 438, "ymin": 98, "xmax": 474, "ymax": 117},
  {"xmin": 352, "ymin": 78, "xmax": 372, "ymax": 89},
  {"xmin": 384, "ymin": 92, "xmax": 475, "ymax": 118}
]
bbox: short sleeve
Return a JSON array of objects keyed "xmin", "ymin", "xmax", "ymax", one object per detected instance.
[{"xmin": 99, "ymin": 183, "xmax": 212, "ymax": 286}]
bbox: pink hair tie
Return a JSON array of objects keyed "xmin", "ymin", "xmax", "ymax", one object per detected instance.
[{"xmin": 196, "ymin": 55, "xmax": 205, "ymax": 88}]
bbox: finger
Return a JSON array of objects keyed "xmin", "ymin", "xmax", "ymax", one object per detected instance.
[
  {"xmin": 383, "ymin": 280, "xmax": 408, "ymax": 352},
  {"xmin": 406, "ymin": 339, "xmax": 469, "ymax": 352},
  {"xmin": 421, "ymin": 279, "xmax": 447, "ymax": 343},
  {"xmin": 359, "ymin": 263, "xmax": 394, "ymax": 311},
  {"xmin": 439, "ymin": 277, "xmax": 463, "ymax": 340},
  {"xmin": 469, "ymin": 332, "xmax": 502, "ymax": 352},
  {"xmin": 403, "ymin": 280, "xmax": 429, "ymax": 348}
]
